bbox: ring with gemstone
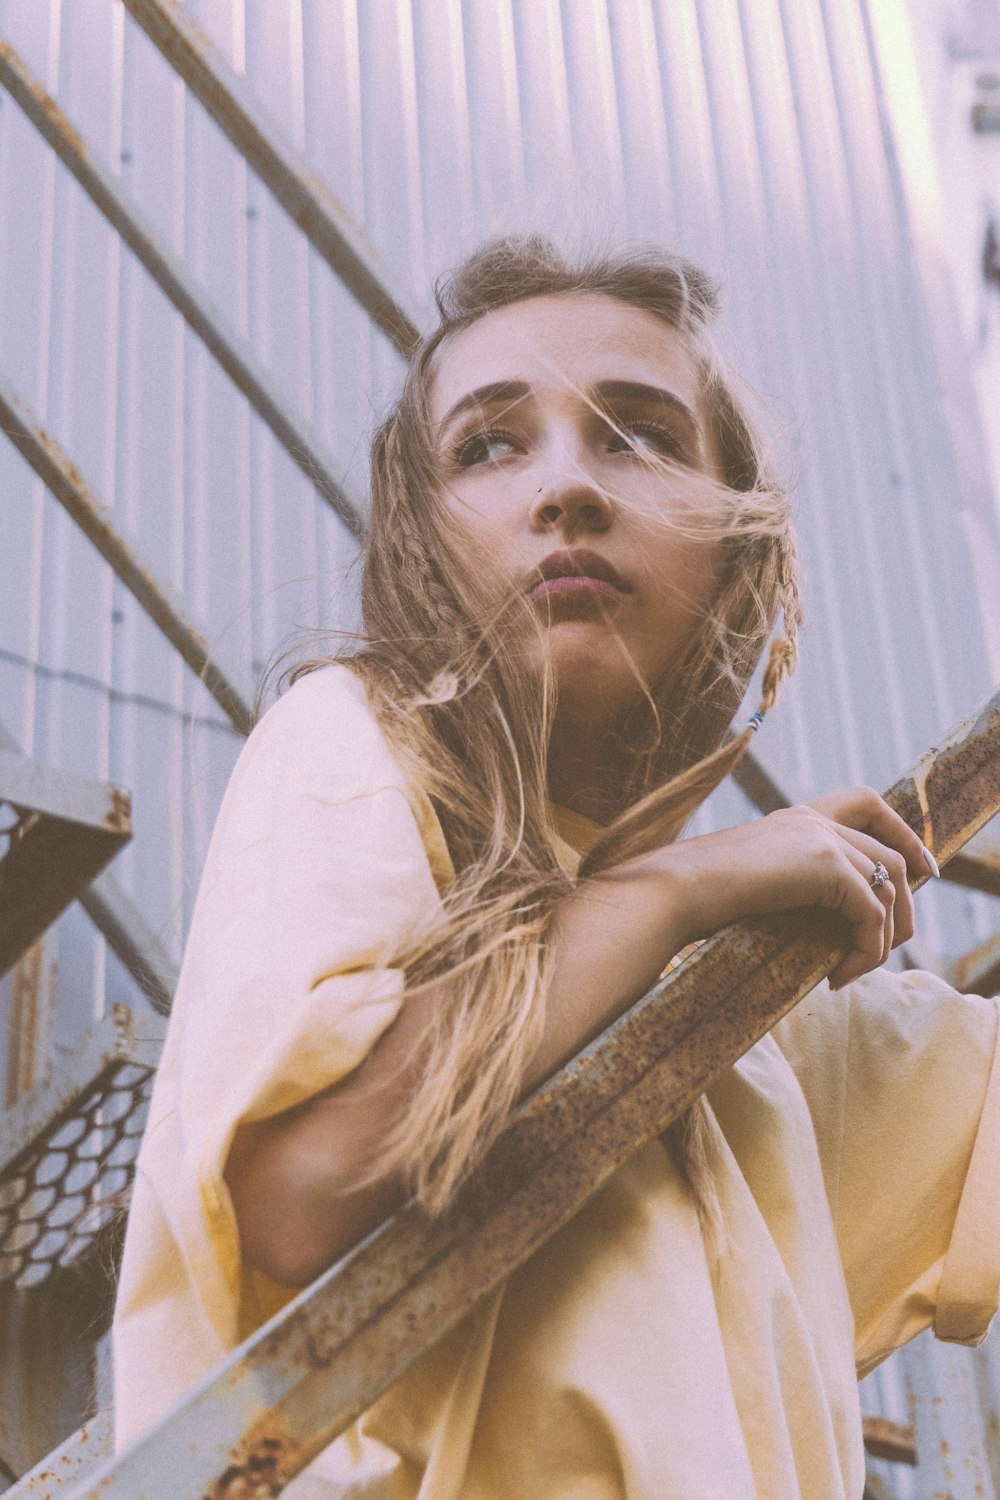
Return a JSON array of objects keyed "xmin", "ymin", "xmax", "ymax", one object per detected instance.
[{"xmin": 870, "ymin": 861, "xmax": 891, "ymax": 890}]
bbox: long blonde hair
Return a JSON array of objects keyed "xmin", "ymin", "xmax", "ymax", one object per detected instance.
[{"xmin": 295, "ymin": 236, "xmax": 802, "ymax": 1219}]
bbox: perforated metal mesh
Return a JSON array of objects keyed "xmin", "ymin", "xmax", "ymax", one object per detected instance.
[{"xmin": 0, "ymin": 1061, "xmax": 153, "ymax": 1288}]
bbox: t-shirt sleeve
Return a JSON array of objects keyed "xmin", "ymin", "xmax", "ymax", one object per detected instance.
[
  {"xmin": 773, "ymin": 967, "xmax": 1000, "ymax": 1375},
  {"xmin": 113, "ymin": 666, "xmax": 451, "ymax": 1441}
]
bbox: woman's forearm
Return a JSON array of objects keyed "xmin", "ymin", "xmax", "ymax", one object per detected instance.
[
  {"xmin": 225, "ymin": 788, "xmax": 934, "ymax": 1285},
  {"xmin": 224, "ymin": 854, "xmax": 695, "ymax": 1286}
]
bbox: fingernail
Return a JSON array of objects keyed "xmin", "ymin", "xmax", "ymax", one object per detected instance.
[{"xmin": 922, "ymin": 844, "xmax": 941, "ymax": 879}]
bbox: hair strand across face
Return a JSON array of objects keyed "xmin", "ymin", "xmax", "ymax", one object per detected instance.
[{"xmin": 293, "ymin": 235, "xmax": 803, "ymax": 1224}]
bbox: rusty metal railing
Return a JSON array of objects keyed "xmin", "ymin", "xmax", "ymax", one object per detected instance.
[
  {"xmin": 120, "ymin": 0, "xmax": 428, "ymax": 357},
  {"xmin": 0, "ymin": 39, "xmax": 365, "ymax": 544},
  {"xmin": 48, "ymin": 683, "xmax": 999, "ymax": 1499},
  {"xmin": 0, "ymin": 376, "xmax": 254, "ymax": 736}
]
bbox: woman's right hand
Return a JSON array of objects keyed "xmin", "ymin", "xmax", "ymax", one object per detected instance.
[{"xmin": 639, "ymin": 787, "xmax": 937, "ymax": 991}]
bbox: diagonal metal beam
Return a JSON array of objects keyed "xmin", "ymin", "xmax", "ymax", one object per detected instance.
[
  {"xmin": 120, "ymin": 0, "xmax": 428, "ymax": 357},
  {"xmin": 72, "ymin": 683, "xmax": 1000, "ymax": 1499},
  {"xmin": 733, "ymin": 746, "xmax": 793, "ymax": 814},
  {"xmin": 0, "ymin": 374, "xmax": 253, "ymax": 735},
  {"xmin": 951, "ymin": 929, "xmax": 1000, "ymax": 996},
  {"xmin": 0, "ymin": 38, "xmax": 366, "ymax": 544},
  {"xmin": 79, "ymin": 870, "xmax": 177, "ymax": 1014},
  {"xmin": 938, "ymin": 837, "xmax": 1000, "ymax": 899}
]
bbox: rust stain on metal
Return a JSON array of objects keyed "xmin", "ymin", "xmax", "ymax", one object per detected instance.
[
  {"xmin": 205, "ymin": 1416, "xmax": 300, "ymax": 1500},
  {"xmin": 53, "ymin": 685, "xmax": 1000, "ymax": 1497},
  {"xmin": 888, "ymin": 692, "xmax": 1000, "ymax": 866},
  {"xmin": 923, "ymin": 696, "xmax": 1000, "ymax": 858},
  {"xmin": 861, "ymin": 1415, "xmax": 918, "ymax": 1465},
  {"xmin": 0, "ymin": 41, "xmax": 89, "ymax": 162},
  {"xmin": 104, "ymin": 787, "xmax": 131, "ymax": 835}
]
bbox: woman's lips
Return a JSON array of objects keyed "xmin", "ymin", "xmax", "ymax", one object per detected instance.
[
  {"xmin": 527, "ymin": 549, "xmax": 631, "ymax": 603},
  {"xmin": 528, "ymin": 575, "xmax": 625, "ymax": 601}
]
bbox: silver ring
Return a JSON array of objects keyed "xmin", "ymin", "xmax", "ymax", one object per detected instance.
[{"xmin": 870, "ymin": 861, "xmax": 891, "ymax": 890}]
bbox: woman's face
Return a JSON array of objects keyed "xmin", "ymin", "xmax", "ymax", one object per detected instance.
[{"xmin": 430, "ymin": 291, "xmax": 726, "ymax": 727}]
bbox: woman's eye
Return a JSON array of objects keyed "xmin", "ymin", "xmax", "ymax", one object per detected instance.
[
  {"xmin": 607, "ymin": 421, "xmax": 681, "ymax": 459},
  {"xmin": 452, "ymin": 428, "xmax": 521, "ymax": 467}
]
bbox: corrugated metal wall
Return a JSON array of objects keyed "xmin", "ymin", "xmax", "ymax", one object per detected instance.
[{"xmin": 0, "ymin": 0, "xmax": 998, "ymax": 1491}]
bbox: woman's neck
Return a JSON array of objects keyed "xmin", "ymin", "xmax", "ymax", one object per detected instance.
[{"xmin": 546, "ymin": 715, "xmax": 629, "ymax": 825}]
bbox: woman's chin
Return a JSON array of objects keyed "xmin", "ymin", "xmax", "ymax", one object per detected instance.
[{"xmin": 542, "ymin": 627, "xmax": 645, "ymax": 718}]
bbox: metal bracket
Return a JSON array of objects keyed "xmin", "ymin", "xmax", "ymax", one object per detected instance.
[{"xmin": 0, "ymin": 751, "xmax": 131, "ymax": 981}]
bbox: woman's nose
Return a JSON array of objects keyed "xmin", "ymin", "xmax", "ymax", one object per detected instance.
[{"xmin": 529, "ymin": 472, "xmax": 613, "ymax": 537}]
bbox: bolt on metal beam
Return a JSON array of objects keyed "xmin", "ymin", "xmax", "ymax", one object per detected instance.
[
  {"xmin": 0, "ymin": 375, "xmax": 254, "ymax": 735},
  {"xmin": 72, "ymin": 683, "xmax": 1000, "ymax": 1499},
  {"xmin": 120, "ymin": 0, "xmax": 429, "ymax": 357},
  {"xmin": 0, "ymin": 38, "xmax": 366, "ymax": 544}
]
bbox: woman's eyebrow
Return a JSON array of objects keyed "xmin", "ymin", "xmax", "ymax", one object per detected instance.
[
  {"xmin": 593, "ymin": 380, "xmax": 702, "ymax": 440},
  {"xmin": 437, "ymin": 380, "xmax": 531, "ymax": 437}
]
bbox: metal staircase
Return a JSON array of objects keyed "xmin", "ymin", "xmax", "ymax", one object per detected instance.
[
  {"xmin": 3, "ymin": 685, "xmax": 997, "ymax": 1498},
  {"xmin": 0, "ymin": 2, "xmax": 998, "ymax": 1495}
]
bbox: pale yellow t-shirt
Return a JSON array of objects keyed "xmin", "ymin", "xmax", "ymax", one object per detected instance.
[{"xmin": 112, "ymin": 664, "xmax": 1000, "ymax": 1499}]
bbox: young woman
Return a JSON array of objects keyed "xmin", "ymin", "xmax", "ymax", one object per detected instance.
[{"xmin": 113, "ymin": 238, "xmax": 1000, "ymax": 1499}]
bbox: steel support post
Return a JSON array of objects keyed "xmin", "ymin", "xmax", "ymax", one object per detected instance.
[
  {"xmin": 65, "ymin": 683, "xmax": 1000, "ymax": 1499},
  {"xmin": 0, "ymin": 39, "xmax": 365, "ymax": 543}
]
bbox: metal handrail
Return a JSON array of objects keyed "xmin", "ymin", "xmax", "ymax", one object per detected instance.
[
  {"xmin": 62, "ymin": 684, "xmax": 1000, "ymax": 1499},
  {"xmin": 0, "ymin": 376, "xmax": 253, "ymax": 735},
  {"xmin": 121, "ymin": 0, "xmax": 429, "ymax": 357},
  {"xmin": 0, "ymin": 38, "xmax": 366, "ymax": 544}
]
